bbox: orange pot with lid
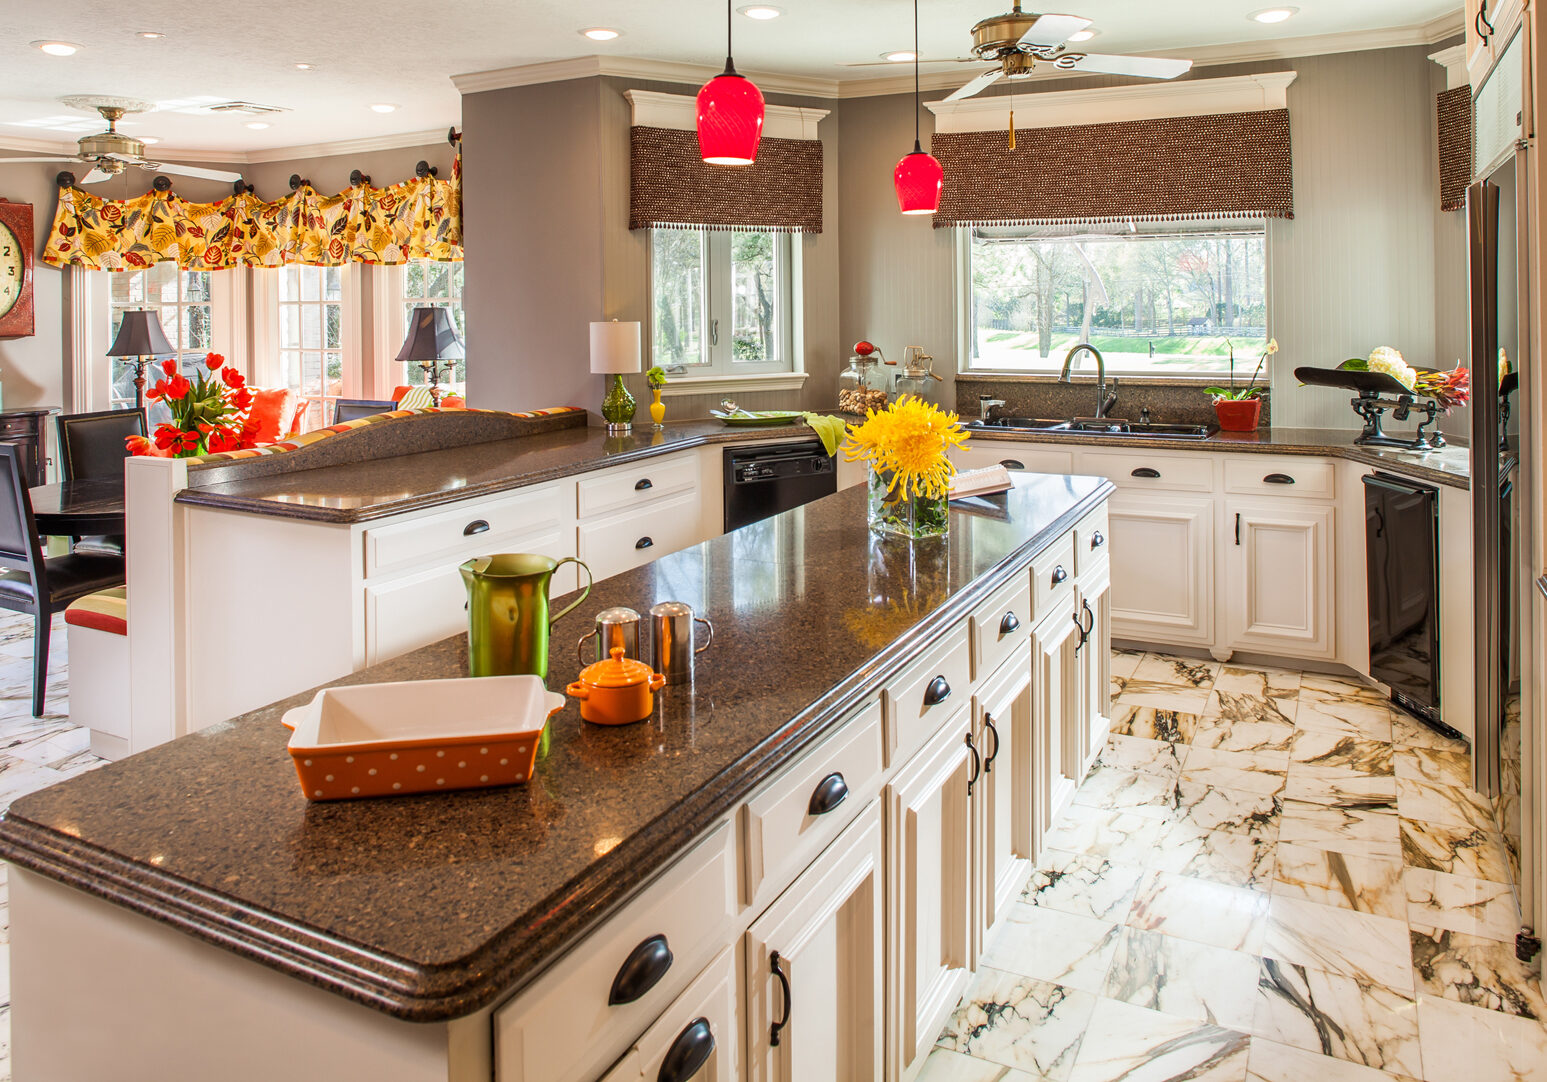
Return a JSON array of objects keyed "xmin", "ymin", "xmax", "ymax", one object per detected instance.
[{"xmin": 566, "ymin": 646, "xmax": 667, "ymax": 725}]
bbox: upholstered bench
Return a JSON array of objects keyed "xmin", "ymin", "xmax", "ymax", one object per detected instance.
[{"xmin": 64, "ymin": 587, "xmax": 129, "ymax": 760}]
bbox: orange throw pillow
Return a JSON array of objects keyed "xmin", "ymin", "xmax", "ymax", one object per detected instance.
[{"xmin": 245, "ymin": 387, "xmax": 296, "ymax": 444}]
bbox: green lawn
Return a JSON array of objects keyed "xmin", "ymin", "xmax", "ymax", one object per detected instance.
[{"xmin": 974, "ymin": 330, "xmax": 1264, "ymax": 374}]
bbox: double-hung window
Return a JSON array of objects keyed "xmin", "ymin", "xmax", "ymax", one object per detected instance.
[
  {"xmin": 963, "ymin": 221, "xmax": 1268, "ymax": 377},
  {"xmin": 650, "ymin": 228, "xmax": 794, "ymax": 377},
  {"xmin": 107, "ymin": 264, "xmax": 214, "ymax": 411},
  {"xmin": 275, "ymin": 265, "xmax": 346, "ymax": 430},
  {"xmin": 399, "ymin": 260, "xmax": 465, "ymax": 388}
]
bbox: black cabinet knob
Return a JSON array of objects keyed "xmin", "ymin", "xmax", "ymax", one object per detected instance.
[
  {"xmin": 1131, "ymin": 467, "xmax": 1161, "ymax": 479},
  {"xmin": 463, "ymin": 519, "xmax": 490, "ymax": 536},
  {"xmin": 635, "ymin": 478, "xmax": 654, "ymax": 491},
  {"xmin": 657, "ymin": 1017, "xmax": 714, "ymax": 1082},
  {"xmin": 609, "ymin": 934, "xmax": 673, "ymax": 1005},
  {"xmin": 636, "ymin": 536, "xmax": 655, "ymax": 549},
  {"xmin": 1051, "ymin": 565, "xmax": 1068, "ymax": 585},
  {"xmin": 923, "ymin": 675, "xmax": 952, "ymax": 706},
  {"xmin": 807, "ymin": 772, "xmax": 848, "ymax": 816},
  {"xmin": 999, "ymin": 610, "xmax": 1021, "ymax": 635}
]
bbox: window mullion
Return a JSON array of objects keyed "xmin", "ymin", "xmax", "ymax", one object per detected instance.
[{"xmin": 708, "ymin": 232, "xmax": 732, "ymax": 374}]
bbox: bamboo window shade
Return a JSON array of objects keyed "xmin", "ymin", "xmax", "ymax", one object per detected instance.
[
  {"xmin": 1436, "ymin": 87, "xmax": 1473, "ymax": 213},
  {"xmin": 629, "ymin": 126, "xmax": 824, "ymax": 233},
  {"xmin": 931, "ymin": 108, "xmax": 1295, "ymax": 228}
]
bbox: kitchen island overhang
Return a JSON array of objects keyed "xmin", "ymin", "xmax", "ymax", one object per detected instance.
[{"xmin": 0, "ymin": 472, "xmax": 1111, "ymax": 1062}]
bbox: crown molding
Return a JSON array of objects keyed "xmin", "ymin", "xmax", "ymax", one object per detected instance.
[
  {"xmin": 622, "ymin": 90, "xmax": 828, "ymax": 138},
  {"xmin": 927, "ymin": 72, "xmax": 1298, "ymax": 133},
  {"xmin": 0, "ymin": 134, "xmax": 78, "ymax": 155},
  {"xmin": 1429, "ymin": 44, "xmax": 1469, "ymax": 90},
  {"xmin": 454, "ymin": 55, "xmax": 840, "ymax": 99},
  {"xmin": 1, "ymin": 128, "xmax": 450, "ymax": 170}
]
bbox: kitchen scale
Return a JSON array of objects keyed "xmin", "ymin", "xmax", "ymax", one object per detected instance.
[{"xmin": 1294, "ymin": 367, "xmax": 1447, "ymax": 450}]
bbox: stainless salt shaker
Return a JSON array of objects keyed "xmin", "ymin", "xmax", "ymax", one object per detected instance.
[
  {"xmin": 649, "ymin": 601, "xmax": 714, "ymax": 686},
  {"xmin": 578, "ymin": 606, "xmax": 643, "ymax": 665}
]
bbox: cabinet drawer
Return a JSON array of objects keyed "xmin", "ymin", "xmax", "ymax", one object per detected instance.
[
  {"xmin": 599, "ymin": 947, "xmax": 739, "ymax": 1082},
  {"xmin": 493, "ymin": 821, "xmax": 738, "ymax": 1082},
  {"xmin": 1222, "ymin": 456, "xmax": 1335, "ymax": 499},
  {"xmin": 882, "ymin": 625, "xmax": 971, "ymax": 768},
  {"xmin": 1030, "ymin": 530, "xmax": 1077, "ymax": 622},
  {"xmin": 954, "ymin": 443, "xmax": 1075, "ymax": 475},
  {"xmin": 1074, "ymin": 504, "xmax": 1110, "ymax": 576},
  {"xmin": 741, "ymin": 700, "xmax": 883, "ymax": 908},
  {"xmin": 577, "ymin": 453, "xmax": 699, "ymax": 519},
  {"xmin": 1079, "ymin": 449, "xmax": 1213, "ymax": 493},
  {"xmin": 969, "ymin": 572, "xmax": 1033, "ymax": 681},
  {"xmin": 578, "ymin": 490, "xmax": 702, "ymax": 581},
  {"xmin": 364, "ymin": 483, "xmax": 565, "ymax": 578}
]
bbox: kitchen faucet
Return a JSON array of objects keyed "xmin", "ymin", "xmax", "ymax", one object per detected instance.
[
  {"xmin": 1059, "ymin": 343, "xmax": 1118, "ymax": 419},
  {"xmin": 978, "ymin": 394, "xmax": 1006, "ymax": 422}
]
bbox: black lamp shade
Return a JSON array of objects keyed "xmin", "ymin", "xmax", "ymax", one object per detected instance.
[
  {"xmin": 106, "ymin": 309, "xmax": 176, "ymax": 358},
  {"xmin": 395, "ymin": 306, "xmax": 465, "ymax": 362}
]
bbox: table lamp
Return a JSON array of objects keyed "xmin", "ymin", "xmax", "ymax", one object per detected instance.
[
  {"xmin": 590, "ymin": 320, "xmax": 641, "ymax": 434},
  {"xmin": 106, "ymin": 309, "xmax": 176, "ymax": 412},
  {"xmin": 396, "ymin": 306, "xmax": 465, "ymax": 406}
]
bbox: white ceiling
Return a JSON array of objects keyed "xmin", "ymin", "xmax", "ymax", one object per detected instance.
[{"xmin": 1, "ymin": 0, "xmax": 1461, "ymax": 160}]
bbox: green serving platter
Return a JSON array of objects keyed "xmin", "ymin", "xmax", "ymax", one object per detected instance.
[{"xmin": 711, "ymin": 410, "xmax": 804, "ymax": 427}]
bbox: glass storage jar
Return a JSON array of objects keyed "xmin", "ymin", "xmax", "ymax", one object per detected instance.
[{"xmin": 839, "ymin": 353, "xmax": 890, "ymax": 416}]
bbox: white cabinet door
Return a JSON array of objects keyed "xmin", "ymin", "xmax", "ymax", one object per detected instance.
[
  {"xmin": 1031, "ymin": 606, "xmax": 1083, "ymax": 846},
  {"xmin": 1222, "ymin": 500, "xmax": 1335, "ymax": 658},
  {"xmin": 744, "ymin": 803, "xmax": 883, "ymax": 1082},
  {"xmin": 1107, "ymin": 493, "xmax": 1214, "ymax": 647},
  {"xmin": 1075, "ymin": 562, "xmax": 1113, "ymax": 778},
  {"xmin": 972, "ymin": 646, "xmax": 1034, "ymax": 960},
  {"xmin": 885, "ymin": 710, "xmax": 975, "ymax": 1080}
]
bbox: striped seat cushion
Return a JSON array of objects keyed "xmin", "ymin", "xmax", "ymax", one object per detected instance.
[
  {"xmin": 396, "ymin": 386, "xmax": 437, "ymax": 411},
  {"xmin": 65, "ymin": 587, "xmax": 127, "ymax": 636}
]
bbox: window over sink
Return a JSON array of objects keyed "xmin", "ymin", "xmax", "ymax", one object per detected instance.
[
  {"xmin": 962, "ymin": 221, "xmax": 1268, "ymax": 378},
  {"xmin": 650, "ymin": 227, "xmax": 795, "ymax": 378}
]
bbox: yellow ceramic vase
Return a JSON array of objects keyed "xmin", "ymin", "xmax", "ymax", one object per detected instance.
[{"xmin": 649, "ymin": 387, "xmax": 666, "ymax": 429}]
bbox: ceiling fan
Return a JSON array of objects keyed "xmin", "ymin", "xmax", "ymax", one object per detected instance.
[
  {"xmin": 942, "ymin": 3, "xmax": 1193, "ymax": 101},
  {"xmin": 3, "ymin": 96, "xmax": 244, "ymax": 186}
]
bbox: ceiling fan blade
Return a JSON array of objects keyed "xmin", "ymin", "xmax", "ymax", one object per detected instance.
[
  {"xmin": 80, "ymin": 168, "xmax": 114, "ymax": 184},
  {"xmin": 135, "ymin": 160, "xmax": 245, "ymax": 183},
  {"xmin": 1018, "ymin": 13, "xmax": 1093, "ymax": 48},
  {"xmin": 945, "ymin": 68, "xmax": 1005, "ymax": 102},
  {"xmin": 1063, "ymin": 53, "xmax": 1194, "ymax": 79}
]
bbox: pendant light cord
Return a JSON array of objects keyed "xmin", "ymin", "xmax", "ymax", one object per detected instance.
[
  {"xmin": 912, "ymin": 0, "xmax": 923, "ymax": 153},
  {"xmin": 725, "ymin": 0, "xmax": 736, "ymax": 75}
]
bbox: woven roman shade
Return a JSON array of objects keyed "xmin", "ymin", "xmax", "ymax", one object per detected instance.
[
  {"xmin": 932, "ymin": 108, "xmax": 1294, "ymax": 228},
  {"xmin": 629, "ymin": 126, "xmax": 823, "ymax": 233},
  {"xmin": 1437, "ymin": 87, "xmax": 1474, "ymax": 213}
]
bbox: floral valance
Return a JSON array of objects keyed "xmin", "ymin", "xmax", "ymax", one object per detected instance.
[{"xmin": 45, "ymin": 153, "xmax": 462, "ymax": 271}]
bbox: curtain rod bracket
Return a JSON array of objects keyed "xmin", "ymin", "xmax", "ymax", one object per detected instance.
[
  {"xmin": 447, "ymin": 126, "xmax": 461, "ymax": 146},
  {"xmin": 55, "ymin": 170, "xmax": 76, "ymax": 189},
  {"xmin": 349, "ymin": 169, "xmax": 372, "ymax": 187},
  {"xmin": 415, "ymin": 160, "xmax": 438, "ymax": 179},
  {"xmin": 289, "ymin": 174, "xmax": 311, "ymax": 191},
  {"xmin": 151, "ymin": 176, "xmax": 172, "ymax": 193},
  {"xmin": 233, "ymin": 179, "xmax": 255, "ymax": 197}
]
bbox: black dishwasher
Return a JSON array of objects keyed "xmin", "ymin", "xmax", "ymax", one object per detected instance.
[
  {"xmin": 723, "ymin": 441, "xmax": 837, "ymax": 532},
  {"xmin": 1363, "ymin": 472, "xmax": 1441, "ymax": 724}
]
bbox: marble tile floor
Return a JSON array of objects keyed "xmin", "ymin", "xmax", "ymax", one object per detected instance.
[{"xmin": 927, "ymin": 651, "xmax": 1547, "ymax": 1082}]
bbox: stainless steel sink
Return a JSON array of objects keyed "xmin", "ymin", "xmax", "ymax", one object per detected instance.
[
  {"xmin": 966, "ymin": 417, "xmax": 1216, "ymax": 441},
  {"xmin": 967, "ymin": 417, "xmax": 1074, "ymax": 431}
]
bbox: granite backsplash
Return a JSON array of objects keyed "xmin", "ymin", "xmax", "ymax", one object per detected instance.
[{"xmin": 956, "ymin": 378, "xmax": 1271, "ymax": 429}]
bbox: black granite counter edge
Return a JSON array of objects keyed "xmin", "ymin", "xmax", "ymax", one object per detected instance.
[
  {"xmin": 173, "ymin": 424, "xmax": 824, "ymax": 524},
  {"xmin": 964, "ymin": 428, "xmax": 1469, "ymax": 489},
  {"xmin": 0, "ymin": 480, "xmax": 1116, "ymax": 1022}
]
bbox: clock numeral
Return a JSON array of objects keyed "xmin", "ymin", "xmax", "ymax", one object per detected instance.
[{"xmin": 1, "ymin": 246, "xmax": 10, "ymax": 256}]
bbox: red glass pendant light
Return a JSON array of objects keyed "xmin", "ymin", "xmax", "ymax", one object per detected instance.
[
  {"xmin": 697, "ymin": 0, "xmax": 765, "ymax": 165},
  {"xmin": 894, "ymin": 0, "xmax": 943, "ymax": 214}
]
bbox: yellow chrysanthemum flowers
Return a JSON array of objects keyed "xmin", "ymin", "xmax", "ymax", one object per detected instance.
[{"xmin": 843, "ymin": 395, "xmax": 970, "ymax": 501}]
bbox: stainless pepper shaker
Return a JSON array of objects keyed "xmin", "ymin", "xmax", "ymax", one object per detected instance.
[
  {"xmin": 649, "ymin": 601, "xmax": 714, "ymax": 686},
  {"xmin": 578, "ymin": 606, "xmax": 643, "ymax": 665}
]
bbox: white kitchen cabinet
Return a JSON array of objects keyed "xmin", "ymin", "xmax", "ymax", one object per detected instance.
[
  {"xmin": 1221, "ymin": 500, "xmax": 1335, "ymax": 658},
  {"xmin": 1074, "ymin": 561, "xmax": 1113, "ymax": 777},
  {"xmin": 743, "ymin": 803, "xmax": 884, "ymax": 1082},
  {"xmin": 884, "ymin": 710, "xmax": 975, "ymax": 1080},
  {"xmin": 972, "ymin": 645, "xmax": 1034, "ymax": 961},
  {"xmin": 1107, "ymin": 493, "xmax": 1214, "ymax": 647},
  {"xmin": 1030, "ymin": 604, "xmax": 1083, "ymax": 844},
  {"xmin": 599, "ymin": 947, "xmax": 739, "ymax": 1082},
  {"xmin": 952, "ymin": 440, "xmax": 1075, "ymax": 476}
]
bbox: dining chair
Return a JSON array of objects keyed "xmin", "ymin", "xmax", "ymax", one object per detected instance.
[
  {"xmin": 0, "ymin": 446, "xmax": 126, "ymax": 716},
  {"xmin": 333, "ymin": 398, "xmax": 399, "ymax": 425},
  {"xmin": 55, "ymin": 408, "xmax": 146, "ymax": 557}
]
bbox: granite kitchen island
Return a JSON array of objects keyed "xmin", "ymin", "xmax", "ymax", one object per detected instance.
[{"xmin": 0, "ymin": 471, "xmax": 1113, "ymax": 1082}]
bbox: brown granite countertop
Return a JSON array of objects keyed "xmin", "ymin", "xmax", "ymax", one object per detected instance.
[
  {"xmin": 0, "ymin": 473, "xmax": 1112, "ymax": 1022},
  {"xmin": 964, "ymin": 424, "xmax": 1473, "ymax": 489},
  {"xmin": 176, "ymin": 418, "xmax": 834, "ymax": 523}
]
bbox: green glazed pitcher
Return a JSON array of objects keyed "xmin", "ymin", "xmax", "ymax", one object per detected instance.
[{"xmin": 460, "ymin": 554, "xmax": 593, "ymax": 679}]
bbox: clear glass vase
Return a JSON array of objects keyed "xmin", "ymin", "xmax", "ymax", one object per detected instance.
[{"xmin": 868, "ymin": 467, "xmax": 949, "ymax": 540}]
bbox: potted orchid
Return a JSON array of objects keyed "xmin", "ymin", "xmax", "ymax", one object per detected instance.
[
  {"xmin": 1205, "ymin": 338, "xmax": 1277, "ymax": 432},
  {"xmin": 127, "ymin": 352, "xmax": 257, "ymax": 458}
]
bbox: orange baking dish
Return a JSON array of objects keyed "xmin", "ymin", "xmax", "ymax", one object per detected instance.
[{"xmin": 281, "ymin": 676, "xmax": 565, "ymax": 801}]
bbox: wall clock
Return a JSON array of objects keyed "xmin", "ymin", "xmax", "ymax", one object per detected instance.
[{"xmin": 0, "ymin": 201, "xmax": 36, "ymax": 339}]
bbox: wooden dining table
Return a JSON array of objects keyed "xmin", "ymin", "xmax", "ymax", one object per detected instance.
[{"xmin": 28, "ymin": 478, "xmax": 127, "ymax": 537}]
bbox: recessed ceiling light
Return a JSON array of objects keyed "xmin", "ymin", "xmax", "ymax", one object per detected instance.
[
  {"xmin": 294, "ymin": 62, "xmax": 314, "ymax": 70},
  {"xmin": 369, "ymin": 103, "xmax": 397, "ymax": 113},
  {"xmin": 1067, "ymin": 28, "xmax": 1099, "ymax": 42},
  {"xmin": 739, "ymin": 5, "xmax": 784, "ymax": 18},
  {"xmin": 883, "ymin": 50, "xmax": 918, "ymax": 63},
  {"xmin": 137, "ymin": 31, "xmax": 165, "ymax": 39},
  {"xmin": 1250, "ymin": 6, "xmax": 1299, "ymax": 23},
  {"xmin": 581, "ymin": 27, "xmax": 621, "ymax": 41},
  {"xmin": 33, "ymin": 41, "xmax": 80, "ymax": 56},
  {"xmin": 245, "ymin": 121, "xmax": 271, "ymax": 130}
]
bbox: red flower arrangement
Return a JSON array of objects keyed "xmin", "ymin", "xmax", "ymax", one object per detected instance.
[{"xmin": 127, "ymin": 352, "xmax": 258, "ymax": 459}]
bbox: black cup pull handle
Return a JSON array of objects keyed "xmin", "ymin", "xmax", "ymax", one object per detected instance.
[
  {"xmin": 1263, "ymin": 473, "xmax": 1296, "ymax": 485},
  {"xmin": 1000, "ymin": 458, "xmax": 1025, "ymax": 470},
  {"xmin": 983, "ymin": 712, "xmax": 1001, "ymax": 772},
  {"xmin": 965, "ymin": 731, "xmax": 982, "ymax": 796},
  {"xmin": 1051, "ymin": 565, "xmax": 1068, "ymax": 585},
  {"xmin": 658, "ymin": 1017, "xmax": 715, "ymax": 1082},
  {"xmin": 923, "ymin": 675, "xmax": 952, "ymax": 706},
  {"xmin": 769, "ymin": 951, "xmax": 792, "ymax": 1047},
  {"xmin": 1131, "ymin": 467, "xmax": 1161, "ymax": 479},
  {"xmin": 463, "ymin": 519, "xmax": 490, "ymax": 536},
  {"xmin": 1090, "ymin": 530, "xmax": 1105, "ymax": 549},
  {"xmin": 999, "ymin": 610, "xmax": 1021, "ymax": 635},
  {"xmin": 609, "ymin": 934, "xmax": 673, "ymax": 1005},
  {"xmin": 635, "ymin": 477, "xmax": 654, "ymax": 491},
  {"xmin": 807, "ymin": 772, "xmax": 848, "ymax": 816},
  {"xmin": 636, "ymin": 536, "xmax": 655, "ymax": 549}
]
